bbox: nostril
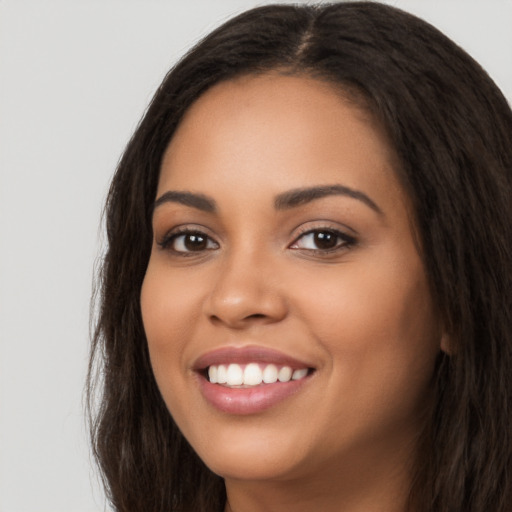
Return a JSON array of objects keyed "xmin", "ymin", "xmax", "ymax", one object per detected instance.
[
  {"xmin": 209, "ymin": 314, "xmax": 223, "ymax": 325},
  {"xmin": 208, "ymin": 312, "xmax": 271, "ymax": 327},
  {"xmin": 245, "ymin": 313, "xmax": 266, "ymax": 320}
]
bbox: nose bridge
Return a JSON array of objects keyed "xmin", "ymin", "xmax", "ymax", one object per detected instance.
[{"xmin": 204, "ymin": 240, "xmax": 286, "ymax": 327}]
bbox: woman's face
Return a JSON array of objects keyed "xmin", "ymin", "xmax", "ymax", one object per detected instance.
[{"xmin": 141, "ymin": 74, "xmax": 445, "ymax": 484}]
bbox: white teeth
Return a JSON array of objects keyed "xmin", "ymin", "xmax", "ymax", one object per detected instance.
[
  {"xmin": 217, "ymin": 364, "xmax": 227, "ymax": 384},
  {"xmin": 208, "ymin": 365, "xmax": 218, "ymax": 384},
  {"xmin": 278, "ymin": 366, "xmax": 292, "ymax": 382},
  {"xmin": 244, "ymin": 363, "xmax": 263, "ymax": 386},
  {"xmin": 207, "ymin": 363, "xmax": 309, "ymax": 386},
  {"xmin": 226, "ymin": 364, "xmax": 243, "ymax": 386},
  {"xmin": 262, "ymin": 364, "xmax": 278, "ymax": 383},
  {"xmin": 292, "ymin": 368, "xmax": 308, "ymax": 380}
]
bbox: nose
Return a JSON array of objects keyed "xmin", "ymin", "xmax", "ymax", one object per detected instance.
[{"xmin": 203, "ymin": 250, "xmax": 288, "ymax": 329}]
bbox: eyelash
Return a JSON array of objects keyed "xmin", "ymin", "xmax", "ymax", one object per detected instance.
[
  {"xmin": 289, "ymin": 227, "xmax": 357, "ymax": 254},
  {"xmin": 157, "ymin": 226, "xmax": 357, "ymax": 256},
  {"xmin": 158, "ymin": 228, "xmax": 219, "ymax": 255}
]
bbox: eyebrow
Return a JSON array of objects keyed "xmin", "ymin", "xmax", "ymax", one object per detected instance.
[
  {"xmin": 153, "ymin": 191, "xmax": 217, "ymax": 213},
  {"xmin": 153, "ymin": 184, "xmax": 382, "ymax": 216},
  {"xmin": 274, "ymin": 185, "xmax": 383, "ymax": 215}
]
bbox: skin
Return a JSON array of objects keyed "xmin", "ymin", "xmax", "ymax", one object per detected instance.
[{"xmin": 141, "ymin": 73, "xmax": 447, "ymax": 512}]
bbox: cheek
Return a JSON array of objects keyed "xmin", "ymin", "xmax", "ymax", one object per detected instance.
[
  {"xmin": 140, "ymin": 262, "xmax": 209, "ymax": 430},
  {"xmin": 291, "ymin": 254, "xmax": 440, "ymax": 421},
  {"xmin": 295, "ymin": 254, "xmax": 437, "ymax": 346},
  {"xmin": 140, "ymin": 262, "xmax": 200, "ymax": 378}
]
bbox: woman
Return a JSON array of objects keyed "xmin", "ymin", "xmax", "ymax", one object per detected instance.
[{"xmin": 88, "ymin": 2, "xmax": 512, "ymax": 511}]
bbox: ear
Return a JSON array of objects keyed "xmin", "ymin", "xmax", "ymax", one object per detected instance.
[{"xmin": 439, "ymin": 330, "xmax": 454, "ymax": 356}]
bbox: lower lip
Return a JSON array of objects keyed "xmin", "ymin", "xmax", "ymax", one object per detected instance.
[{"xmin": 198, "ymin": 375, "xmax": 310, "ymax": 415}]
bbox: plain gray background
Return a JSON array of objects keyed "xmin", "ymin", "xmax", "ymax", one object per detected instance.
[{"xmin": 0, "ymin": 1, "xmax": 511, "ymax": 511}]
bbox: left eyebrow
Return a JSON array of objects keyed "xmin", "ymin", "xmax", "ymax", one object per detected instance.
[
  {"xmin": 274, "ymin": 185, "xmax": 383, "ymax": 215},
  {"xmin": 153, "ymin": 190, "xmax": 217, "ymax": 213}
]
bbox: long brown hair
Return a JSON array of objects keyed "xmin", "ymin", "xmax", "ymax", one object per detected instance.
[{"xmin": 88, "ymin": 3, "xmax": 512, "ymax": 511}]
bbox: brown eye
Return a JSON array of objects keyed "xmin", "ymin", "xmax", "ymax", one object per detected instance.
[
  {"xmin": 182, "ymin": 233, "xmax": 208, "ymax": 251},
  {"xmin": 162, "ymin": 230, "xmax": 219, "ymax": 253},
  {"xmin": 290, "ymin": 228, "xmax": 356, "ymax": 253},
  {"xmin": 313, "ymin": 231, "xmax": 338, "ymax": 250}
]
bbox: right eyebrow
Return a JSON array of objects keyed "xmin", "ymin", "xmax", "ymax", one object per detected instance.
[
  {"xmin": 153, "ymin": 191, "xmax": 217, "ymax": 213},
  {"xmin": 274, "ymin": 184, "xmax": 383, "ymax": 216}
]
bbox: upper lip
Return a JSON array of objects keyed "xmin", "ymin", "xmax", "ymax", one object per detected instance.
[{"xmin": 192, "ymin": 345, "xmax": 314, "ymax": 371}]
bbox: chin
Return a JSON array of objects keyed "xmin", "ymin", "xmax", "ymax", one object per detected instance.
[
  {"xmin": 206, "ymin": 453, "xmax": 302, "ymax": 482},
  {"xmin": 188, "ymin": 422, "xmax": 309, "ymax": 482}
]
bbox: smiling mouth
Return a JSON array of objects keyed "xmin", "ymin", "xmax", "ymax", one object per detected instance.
[
  {"xmin": 205, "ymin": 363, "xmax": 313, "ymax": 387},
  {"xmin": 193, "ymin": 346, "xmax": 316, "ymax": 413}
]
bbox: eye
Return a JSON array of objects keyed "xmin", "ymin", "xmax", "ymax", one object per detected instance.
[
  {"xmin": 159, "ymin": 229, "xmax": 219, "ymax": 254},
  {"xmin": 290, "ymin": 228, "xmax": 356, "ymax": 252}
]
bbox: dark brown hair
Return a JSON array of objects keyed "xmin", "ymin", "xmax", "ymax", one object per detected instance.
[{"xmin": 88, "ymin": 3, "xmax": 512, "ymax": 511}]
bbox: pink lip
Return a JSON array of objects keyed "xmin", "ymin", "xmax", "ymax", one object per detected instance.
[
  {"xmin": 197, "ymin": 375, "xmax": 311, "ymax": 415},
  {"xmin": 192, "ymin": 346, "xmax": 315, "ymax": 415},
  {"xmin": 193, "ymin": 345, "xmax": 312, "ymax": 370}
]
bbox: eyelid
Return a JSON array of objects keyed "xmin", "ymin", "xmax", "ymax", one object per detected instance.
[
  {"xmin": 157, "ymin": 225, "xmax": 220, "ymax": 253},
  {"xmin": 288, "ymin": 223, "xmax": 357, "ymax": 252},
  {"xmin": 155, "ymin": 221, "xmax": 357, "ymax": 256},
  {"xmin": 290, "ymin": 219, "xmax": 357, "ymax": 240}
]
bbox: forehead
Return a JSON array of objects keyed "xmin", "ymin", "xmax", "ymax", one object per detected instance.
[{"xmin": 158, "ymin": 73, "xmax": 406, "ymax": 218}]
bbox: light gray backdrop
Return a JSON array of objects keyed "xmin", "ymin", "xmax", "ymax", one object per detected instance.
[{"xmin": 0, "ymin": 1, "xmax": 510, "ymax": 511}]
